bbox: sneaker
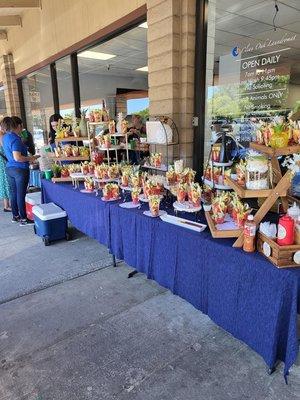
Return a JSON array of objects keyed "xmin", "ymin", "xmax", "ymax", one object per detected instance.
[
  {"xmin": 12, "ymin": 216, "xmax": 20, "ymax": 223},
  {"xmin": 19, "ymin": 218, "xmax": 34, "ymax": 226}
]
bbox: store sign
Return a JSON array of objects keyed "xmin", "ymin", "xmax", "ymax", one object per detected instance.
[
  {"xmin": 218, "ymin": 34, "xmax": 297, "ymax": 114},
  {"xmin": 29, "ymin": 90, "xmax": 40, "ymax": 103},
  {"xmin": 239, "ymin": 33, "xmax": 297, "ymax": 55}
]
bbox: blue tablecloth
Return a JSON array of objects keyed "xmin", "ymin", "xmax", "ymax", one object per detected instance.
[{"xmin": 42, "ymin": 180, "xmax": 300, "ymax": 378}]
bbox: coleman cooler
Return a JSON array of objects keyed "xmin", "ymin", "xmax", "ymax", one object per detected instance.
[
  {"xmin": 32, "ymin": 203, "xmax": 69, "ymax": 246},
  {"xmin": 25, "ymin": 192, "xmax": 42, "ymax": 221}
]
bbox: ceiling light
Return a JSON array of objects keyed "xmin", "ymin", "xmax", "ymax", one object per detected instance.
[
  {"xmin": 139, "ymin": 22, "xmax": 148, "ymax": 29},
  {"xmin": 78, "ymin": 51, "xmax": 116, "ymax": 60},
  {"xmin": 136, "ymin": 66, "xmax": 148, "ymax": 72}
]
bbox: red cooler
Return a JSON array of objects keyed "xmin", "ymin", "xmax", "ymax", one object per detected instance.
[{"xmin": 25, "ymin": 192, "xmax": 42, "ymax": 221}]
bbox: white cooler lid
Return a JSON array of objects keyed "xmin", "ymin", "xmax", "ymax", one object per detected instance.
[
  {"xmin": 25, "ymin": 191, "xmax": 42, "ymax": 205},
  {"xmin": 32, "ymin": 202, "xmax": 67, "ymax": 221}
]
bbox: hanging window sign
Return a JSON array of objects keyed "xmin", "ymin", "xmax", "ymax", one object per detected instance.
[{"xmin": 29, "ymin": 90, "xmax": 41, "ymax": 103}]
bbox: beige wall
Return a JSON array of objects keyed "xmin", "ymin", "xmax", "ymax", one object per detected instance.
[
  {"xmin": 0, "ymin": 0, "xmax": 145, "ymax": 76},
  {"xmin": 147, "ymin": 0, "xmax": 196, "ymax": 167}
]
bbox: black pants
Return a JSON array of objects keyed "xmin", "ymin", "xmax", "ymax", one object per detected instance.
[{"xmin": 6, "ymin": 167, "xmax": 29, "ymax": 219}]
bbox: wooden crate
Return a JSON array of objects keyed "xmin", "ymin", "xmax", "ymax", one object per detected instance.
[
  {"xmin": 257, "ymin": 232, "xmax": 300, "ymax": 268},
  {"xmin": 205, "ymin": 212, "xmax": 241, "ymax": 238}
]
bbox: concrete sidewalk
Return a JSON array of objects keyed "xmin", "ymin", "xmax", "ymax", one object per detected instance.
[{"xmin": 0, "ymin": 208, "xmax": 300, "ymax": 400}]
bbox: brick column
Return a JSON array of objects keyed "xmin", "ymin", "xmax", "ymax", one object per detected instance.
[
  {"xmin": 147, "ymin": 0, "xmax": 196, "ymax": 167},
  {"xmin": 0, "ymin": 54, "xmax": 20, "ymax": 116}
]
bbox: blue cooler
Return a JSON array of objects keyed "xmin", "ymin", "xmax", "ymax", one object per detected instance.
[{"xmin": 33, "ymin": 203, "xmax": 68, "ymax": 246}]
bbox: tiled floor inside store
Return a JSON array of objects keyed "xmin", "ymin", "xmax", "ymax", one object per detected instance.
[{"xmin": 0, "ymin": 206, "xmax": 300, "ymax": 400}]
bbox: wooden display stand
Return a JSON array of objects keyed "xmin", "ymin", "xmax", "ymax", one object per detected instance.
[
  {"xmin": 257, "ymin": 232, "xmax": 300, "ymax": 268},
  {"xmin": 223, "ymin": 143, "xmax": 294, "ymax": 248},
  {"xmin": 205, "ymin": 211, "xmax": 242, "ymax": 238}
]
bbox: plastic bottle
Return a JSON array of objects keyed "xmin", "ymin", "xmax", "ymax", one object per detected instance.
[
  {"xmin": 277, "ymin": 215, "xmax": 294, "ymax": 246},
  {"xmin": 243, "ymin": 215, "xmax": 256, "ymax": 252}
]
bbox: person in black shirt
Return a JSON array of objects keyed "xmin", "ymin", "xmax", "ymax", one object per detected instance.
[{"xmin": 48, "ymin": 113, "xmax": 63, "ymax": 146}]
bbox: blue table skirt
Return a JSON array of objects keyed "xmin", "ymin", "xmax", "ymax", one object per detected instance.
[{"xmin": 42, "ymin": 180, "xmax": 300, "ymax": 378}]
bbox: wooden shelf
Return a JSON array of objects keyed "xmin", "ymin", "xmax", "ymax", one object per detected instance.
[
  {"xmin": 88, "ymin": 121, "xmax": 109, "ymax": 125},
  {"xmin": 97, "ymin": 145, "xmax": 122, "ymax": 151},
  {"xmin": 142, "ymin": 164, "xmax": 168, "ymax": 172},
  {"xmin": 51, "ymin": 156, "xmax": 90, "ymax": 162},
  {"xmin": 204, "ymin": 178, "xmax": 231, "ymax": 190},
  {"xmin": 205, "ymin": 212, "xmax": 241, "ymax": 238},
  {"xmin": 55, "ymin": 136, "xmax": 89, "ymax": 143},
  {"xmin": 224, "ymin": 176, "xmax": 286, "ymax": 198},
  {"xmin": 257, "ymin": 232, "xmax": 300, "ymax": 268},
  {"xmin": 250, "ymin": 142, "xmax": 300, "ymax": 157},
  {"xmin": 52, "ymin": 177, "xmax": 73, "ymax": 183}
]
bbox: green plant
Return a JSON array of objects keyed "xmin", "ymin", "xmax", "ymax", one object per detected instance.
[
  {"xmin": 136, "ymin": 107, "xmax": 149, "ymax": 120},
  {"xmin": 51, "ymin": 163, "xmax": 62, "ymax": 177}
]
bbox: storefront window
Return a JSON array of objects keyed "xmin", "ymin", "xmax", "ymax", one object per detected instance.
[
  {"xmin": 56, "ymin": 56, "xmax": 75, "ymax": 120},
  {"xmin": 22, "ymin": 66, "xmax": 53, "ymax": 149},
  {"xmin": 77, "ymin": 24, "xmax": 148, "ymax": 119},
  {"xmin": 0, "ymin": 86, "xmax": 7, "ymax": 119},
  {"xmin": 204, "ymin": 0, "xmax": 300, "ymax": 158}
]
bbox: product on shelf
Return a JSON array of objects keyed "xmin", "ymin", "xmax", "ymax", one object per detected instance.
[
  {"xmin": 255, "ymin": 118, "xmax": 296, "ymax": 148},
  {"xmin": 211, "ymin": 144, "xmax": 221, "ymax": 162},
  {"xmin": 211, "ymin": 192, "xmax": 251, "ymax": 228},
  {"xmin": 184, "ymin": 168, "xmax": 196, "ymax": 184},
  {"xmin": 68, "ymin": 164, "xmax": 81, "ymax": 174},
  {"xmin": 71, "ymin": 146, "xmax": 80, "ymax": 157},
  {"xmin": 79, "ymin": 147, "xmax": 90, "ymax": 158},
  {"xmin": 81, "ymin": 161, "xmax": 90, "ymax": 175},
  {"xmin": 150, "ymin": 153, "xmax": 162, "ymax": 168},
  {"xmin": 103, "ymin": 183, "xmax": 119, "ymax": 200},
  {"xmin": 143, "ymin": 179, "xmax": 163, "ymax": 198},
  {"xmin": 88, "ymin": 162, "xmax": 95, "ymax": 175},
  {"xmin": 54, "ymin": 147, "xmax": 62, "ymax": 157},
  {"xmin": 62, "ymin": 144, "xmax": 73, "ymax": 157},
  {"xmin": 166, "ymin": 166, "xmax": 177, "ymax": 186},
  {"xmin": 245, "ymin": 150, "xmax": 269, "ymax": 190},
  {"xmin": 55, "ymin": 119, "xmax": 71, "ymax": 139},
  {"xmin": 202, "ymin": 184, "xmax": 213, "ymax": 205},
  {"xmin": 121, "ymin": 119, "xmax": 128, "ymax": 134},
  {"xmin": 243, "ymin": 215, "xmax": 256, "ymax": 252},
  {"xmin": 174, "ymin": 159, "xmax": 184, "ymax": 174},
  {"xmin": 130, "ymin": 173, "xmax": 142, "ymax": 188},
  {"xmin": 91, "ymin": 150, "xmax": 104, "ymax": 165},
  {"xmin": 108, "ymin": 164, "xmax": 119, "ymax": 179},
  {"xmin": 108, "ymin": 120, "xmax": 116, "ymax": 134},
  {"xmin": 60, "ymin": 166, "xmax": 70, "ymax": 178},
  {"xmin": 131, "ymin": 187, "xmax": 141, "ymax": 204},
  {"xmin": 103, "ymin": 135, "xmax": 111, "ymax": 149},
  {"xmin": 177, "ymin": 183, "xmax": 187, "ymax": 203},
  {"xmin": 189, "ymin": 183, "xmax": 202, "ymax": 207},
  {"xmin": 236, "ymin": 160, "xmax": 246, "ymax": 187},
  {"xmin": 277, "ymin": 215, "xmax": 295, "ymax": 246},
  {"xmin": 149, "ymin": 195, "xmax": 161, "ymax": 217},
  {"xmin": 211, "ymin": 193, "xmax": 228, "ymax": 224},
  {"xmin": 84, "ymin": 177, "xmax": 95, "ymax": 192}
]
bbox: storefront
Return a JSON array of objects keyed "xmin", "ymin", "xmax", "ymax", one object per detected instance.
[
  {"xmin": 1, "ymin": 0, "xmax": 300, "ymax": 380},
  {"xmin": 17, "ymin": 18, "xmax": 148, "ymax": 149}
]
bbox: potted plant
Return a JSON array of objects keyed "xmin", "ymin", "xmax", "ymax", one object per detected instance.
[{"xmin": 51, "ymin": 163, "xmax": 62, "ymax": 178}]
